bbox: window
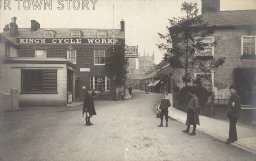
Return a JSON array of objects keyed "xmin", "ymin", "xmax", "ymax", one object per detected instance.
[
  {"xmin": 94, "ymin": 50, "xmax": 105, "ymax": 65},
  {"xmin": 67, "ymin": 49, "xmax": 76, "ymax": 64},
  {"xmin": 242, "ymin": 36, "xmax": 256, "ymax": 56},
  {"xmin": 70, "ymin": 30, "xmax": 82, "ymax": 38},
  {"xmin": 195, "ymin": 37, "xmax": 214, "ymax": 57},
  {"xmin": 90, "ymin": 76, "xmax": 110, "ymax": 92},
  {"xmin": 21, "ymin": 69, "xmax": 57, "ymax": 94},
  {"xmin": 35, "ymin": 50, "xmax": 47, "ymax": 58},
  {"xmin": 44, "ymin": 30, "xmax": 55, "ymax": 38},
  {"xmin": 97, "ymin": 31, "xmax": 107, "ymax": 38}
]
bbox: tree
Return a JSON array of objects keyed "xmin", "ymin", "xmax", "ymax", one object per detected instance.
[
  {"xmin": 157, "ymin": 2, "xmax": 225, "ymax": 87},
  {"xmin": 105, "ymin": 41, "xmax": 128, "ymax": 99}
]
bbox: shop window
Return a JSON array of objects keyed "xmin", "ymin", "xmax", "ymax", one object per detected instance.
[
  {"xmin": 94, "ymin": 50, "xmax": 105, "ymax": 65},
  {"xmin": 67, "ymin": 49, "xmax": 76, "ymax": 64},
  {"xmin": 21, "ymin": 69, "xmax": 57, "ymax": 94},
  {"xmin": 35, "ymin": 50, "xmax": 47, "ymax": 58},
  {"xmin": 242, "ymin": 36, "xmax": 256, "ymax": 58},
  {"xmin": 90, "ymin": 76, "xmax": 110, "ymax": 92}
]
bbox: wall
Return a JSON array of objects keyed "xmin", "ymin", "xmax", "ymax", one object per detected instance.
[
  {"xmin": 214, "ymin": 29, "xmax": 256, "ymax": 92},
  {"xmin": 0, "ymin": 63, "xmax": 68, "ymax": 106}
]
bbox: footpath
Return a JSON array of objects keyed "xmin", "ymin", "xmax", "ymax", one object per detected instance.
[{"xmin": 154, "ymin": 92, "xmax": 256, "ymax": 155}]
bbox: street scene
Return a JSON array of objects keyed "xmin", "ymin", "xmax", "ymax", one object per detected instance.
[
  {"xmin": 1, "ymin": 0, "xmax": 256, "ymax": 160},
  {"xmin": 0, "ymin": 91, "xmax": 255, "ymax": 161}
]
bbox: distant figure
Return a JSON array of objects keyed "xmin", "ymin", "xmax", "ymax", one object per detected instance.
[
  {"xmin": 182, "ymin": 91, "xmax": 200, "ymax": 135},
  {"xmin": 158, "ymin": 92, "xmax": 171, "ymax": 127},
  {"xmin": 82, "ymin": 89, "xmax": 96, "ymax": 126},
  {"xmin": 226, "ymin": 86, "xmax": 241, "ymax": 144},
  {"xmin": 128, "ymin": 87, "xmax": 133, "ymax": 96}
]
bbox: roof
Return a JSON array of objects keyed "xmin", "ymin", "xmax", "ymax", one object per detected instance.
[
  {"xmin": 202, "ymin": 10, "xmax": 256, "ymax": 27},
  {"xmin": 1, "ymin": 28, "xmax": 124, "ymax": 39}
]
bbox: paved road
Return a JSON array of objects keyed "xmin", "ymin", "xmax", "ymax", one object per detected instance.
[{"xmin": 0, "ymin": 91, "xmax": 255, "ymax": 161}]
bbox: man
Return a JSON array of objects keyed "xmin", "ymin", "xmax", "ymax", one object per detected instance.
[
  {"xmin": 82, "ymin": 89, "xmax": 96, "ymax": 126},
  {"xmin": 182, "ymin": 91, "xmax": 200, "ymax": 135},
  {"xmin": 158, "ymin": 92, "xmax": 171, "ymax": 127},
  {"xmin": 226, "ymin": 86, "xmax": 241, "ymax": 144}
]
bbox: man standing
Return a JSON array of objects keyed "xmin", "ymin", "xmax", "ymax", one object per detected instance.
[
  {"xmin": 226, "ymin": 86, "xmax": 241, "ymax": 144},
  {"xmin": 83, "ymin": 89, "xmax": 96, "ymax": 126},
  {"xmin": 182, "ymin": 91, "xmax": 200, "ymax": 135},
  {"xmin": 158, "ymin": 92, "xmax": 171, "ymax": 127}
]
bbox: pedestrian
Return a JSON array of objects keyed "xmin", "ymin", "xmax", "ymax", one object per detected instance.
[
  {"xmin": 82, "ymin": 89, "xmax": 96, "ymax": 126},
  {"xmin": 158, "ymin": 92, "xmax": 171, "ymax": 127},
  {"xmin": 226, "ymin": 85, "xmax": 241, "ymax": 144},
  {"xmin": 182, "ymin": 91, "xmax": 200, "ymax": 135}
]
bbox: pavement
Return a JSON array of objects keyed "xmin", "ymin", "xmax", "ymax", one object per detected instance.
[{"xmin": 161, "ymin": 93, "xmax": 256, "ymax": 155}]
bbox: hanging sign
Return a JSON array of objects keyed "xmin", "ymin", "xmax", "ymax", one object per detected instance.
[{"xmin": 125, "ymin": 45, "xmax": 138, "ymax": 58}]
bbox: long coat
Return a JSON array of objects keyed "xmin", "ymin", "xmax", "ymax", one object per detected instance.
[
  {"xmin": 83, "ymin": 92, "xmax": 96, "ymax": 117},
  {"xmin": 186, "ymin": 95, "xmax": 200, "ymax": 125},
  {"xmin": 227, "ymin": 93, "xmax": 241, "ymax": 119}
]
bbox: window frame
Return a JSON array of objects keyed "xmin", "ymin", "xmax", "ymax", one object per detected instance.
[
  {"xmin": 194, "ymin": 72, "xmax": 214, "ymax": 91},
  {"xmin": 195, "ymin": 36, "xmax": 215, "ymax": 57},
  {"xmin": 90, "ymin": 76, "xmax": 110, "ymax": 92},
  {"xmin": 67, "ymin": 49, "xmax": 77, "ymax": 64},
  {"xmin": 94, "ymin": 50, "xmax": 106, "ymax": 65},
  {"xmin": 35, "ymin": 50, "xmax": 47, "ymax": 58},
  {"xmin": 21, "ymin": 69, "xmax": 58, "ymax": 94},
  {"xmin": 241, "ymin": 36, "xmax": 256, "ymax": 57}
]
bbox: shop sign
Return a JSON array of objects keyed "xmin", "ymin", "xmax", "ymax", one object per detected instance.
[
  {"xmin": 125, "ymin": 45, "xmax": 138, "ymax": 58},
  {"xmin": 16, "ymin": 38, "xmax": 118, "ymax": 44}
]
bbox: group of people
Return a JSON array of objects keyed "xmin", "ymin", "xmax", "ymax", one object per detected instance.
[{"xmin": 157, "ymin": 86, "xmax": 241, "ymax": 143}]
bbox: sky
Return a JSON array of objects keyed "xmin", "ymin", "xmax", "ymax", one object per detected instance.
[{"xmin": 0, "ymin": 0, "xmax": 256, "ymax": 64}]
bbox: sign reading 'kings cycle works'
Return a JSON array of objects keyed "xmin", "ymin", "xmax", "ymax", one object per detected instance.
[{"xmin": 16, "ymin": 38, "xmax": 118, "ymax": 44}]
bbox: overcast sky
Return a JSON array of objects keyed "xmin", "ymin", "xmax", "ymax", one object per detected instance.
[{"xmin": 0, "ymin": 0, "xmax": 256, "ymax": 63}]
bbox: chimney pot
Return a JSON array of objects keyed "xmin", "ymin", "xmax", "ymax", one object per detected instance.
[{"xmin": 120, "ymin": 20, "xmax": 125, "ymax": 32}]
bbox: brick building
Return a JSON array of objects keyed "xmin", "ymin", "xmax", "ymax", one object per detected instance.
[
  {"xmin": 0, "ymin": 18, "xmax": 125, "ymax": 107},
  {"xmin": 168, "ymin": 0, "xmax": 256, "ymax": 105}
]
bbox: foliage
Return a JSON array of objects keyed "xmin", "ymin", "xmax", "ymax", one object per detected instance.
[
  {"xmin": 177, "ymin": 85, "xmax": 211, "ymax": 110},
  {"xmin": 105, "ymin": 42, "xmax": 128, "ymax": 87},
  {"xmin": 157, "ymin": 2, "xmax": 225, "ymax": 85}
]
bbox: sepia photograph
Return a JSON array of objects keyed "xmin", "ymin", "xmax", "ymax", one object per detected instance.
[{"xmin": 0, "ymin": 0, "xmax": 256, "ymax": 160}]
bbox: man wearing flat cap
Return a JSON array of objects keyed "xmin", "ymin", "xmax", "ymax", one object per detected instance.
[{"xmin": 226, "ymin": 85, "xmax": 241, "ymax": 144}]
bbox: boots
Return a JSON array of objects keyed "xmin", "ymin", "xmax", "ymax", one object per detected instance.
[
  {"xmin": 189, "ymin": 125, "xmax": 196, "ymax": 135},
  {"xmin": 85, "ymin": 117, "xmax": 90, "ymax": 126},
  {"xmin": 88, "ymin": 117, "xmax": 93, "ymax": 125},
  {"xmin": 158, "ymin": 120, "xmax": 163, "ymax": 127},
  {"xmin": 166, "ymin": 121, "xmax": 168, "ymax": 127},
  {"xmin": 182, "ymin": 126, "xmax": 190, "ymax": 133}
]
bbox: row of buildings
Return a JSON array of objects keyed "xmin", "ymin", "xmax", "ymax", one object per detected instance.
[
  {"xmin": 140, "ymin": 0, "xmax": 256, "ymax": 106},
  {"xmin": 0, "ymin": 18, "xmax": 125, "ymax": 108}
]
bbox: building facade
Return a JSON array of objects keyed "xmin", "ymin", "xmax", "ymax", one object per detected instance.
[{"xmin": 0, "ymin": 18, "xmax": 125, "ymax": 107}]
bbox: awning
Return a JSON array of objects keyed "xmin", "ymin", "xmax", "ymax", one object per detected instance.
[{"xmin": 147, "ymin": 80, "xmax": 161, "ymax": 87}]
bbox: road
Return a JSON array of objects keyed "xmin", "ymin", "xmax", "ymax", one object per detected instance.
[{"xmin": 0, "ymin": 90, "xmax": 255, "ymax": 161}]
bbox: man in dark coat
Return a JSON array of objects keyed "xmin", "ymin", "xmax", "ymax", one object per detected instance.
[
  {"xmin": 83, "ymin": 90, "xmax": 96, "ymax": 126},
  {"xmin": 226, "ymin": 86, "xmax": 241, "ymax": 144},
  {"xmin": 182, "ymin": 91, "xmax": 200, "ymax": 135},
  {"xmin": 158, "ymin": 92, "xmax": 171, "ymax": 127}
]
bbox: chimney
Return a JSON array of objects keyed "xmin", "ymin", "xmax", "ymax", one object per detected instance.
[
  {"xmin": 201, "ymin": 0, "xmax": 220, "ymax": 13},
  {"xmin": 10, "ymin": 17, "xmax": 18, "ymax": 37},
  {"xmin": 31, "ymin": 20, "xmax": 40, "ymax": 31},
  {"xmin": 120, "ymin": 20, "xmax": 125, "ymax": 32}
]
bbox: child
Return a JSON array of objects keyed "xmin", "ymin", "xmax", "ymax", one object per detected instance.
[{"xmin": 158, "ymin": 92, "xmax": 171, "ymax": 127}]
